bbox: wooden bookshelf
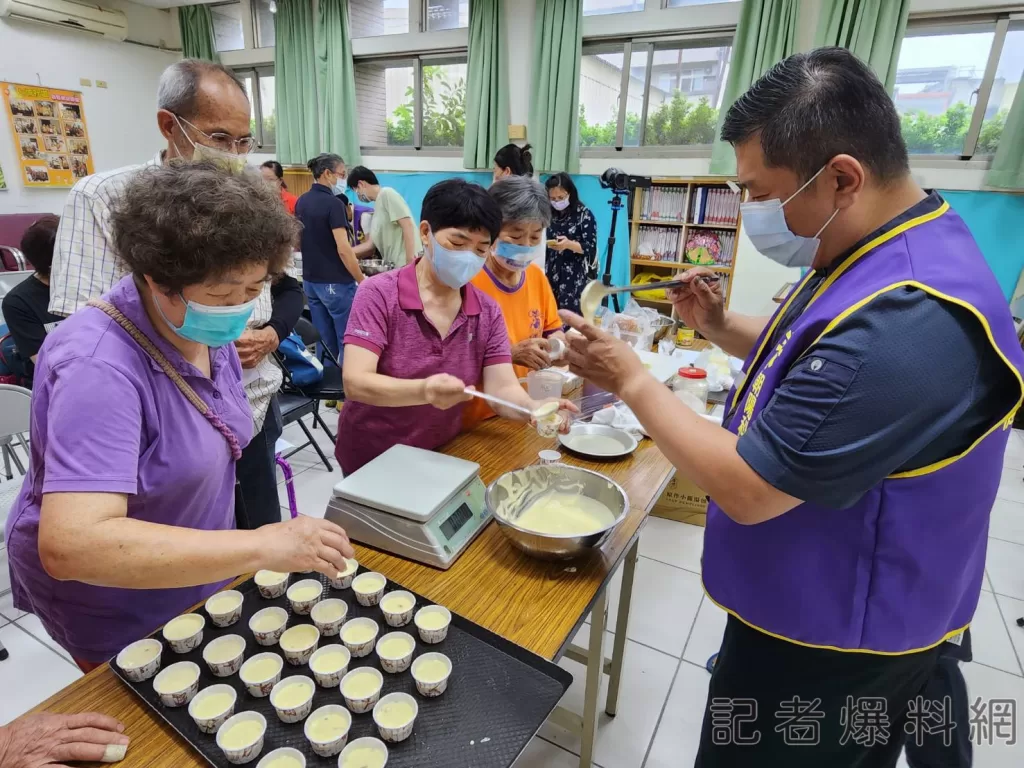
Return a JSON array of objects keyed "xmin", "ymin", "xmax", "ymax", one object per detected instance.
[{"xmin": 628, "ymin": 176, "xmax": 743, "ymax": 322}]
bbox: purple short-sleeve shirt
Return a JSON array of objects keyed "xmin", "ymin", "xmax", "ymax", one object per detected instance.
[
  {"xmin": 336, "ymin": 261, "xmax": 512, "ymax": 474},
  {"xmin": 4, "ymin": 276, "xmax": 254, "ymax": 662}
]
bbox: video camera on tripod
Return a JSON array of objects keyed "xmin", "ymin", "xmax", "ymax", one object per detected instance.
[{"xmin": 598, "ymin": 168, "xmax": 651, "ymax": 312}]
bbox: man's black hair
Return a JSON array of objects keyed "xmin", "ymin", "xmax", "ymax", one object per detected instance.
[
  {"xmin": 346, "ymin": 166, "xmax": 379, "ymax": 189},
  {"xmin": 421, "ymin": 178, "xmax": 502, "ymax": 241},
  {"xmin": 721, "ymin": 47, "xmax": 909, "ymax": 183},
  {"xmin": 307, "ymin": 153, "xmax": 344, "ymax": 180},
  {"xmin": 21, "ymin": 214, "xmax": 59, "ymax": 276}
]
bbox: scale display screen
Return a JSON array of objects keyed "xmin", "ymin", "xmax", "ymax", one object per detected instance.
[{"xmin": 440, "ymin": 503, "xmax": 473, "ymax": 540}]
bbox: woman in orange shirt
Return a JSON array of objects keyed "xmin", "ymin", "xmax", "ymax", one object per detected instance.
[
  {"xmin": 260, "ymin": 160, "xmax": 299, "ymax": 215},
  {"xmin": 465, "ymin": 176, "xmax": 566, "ymax": 428}
]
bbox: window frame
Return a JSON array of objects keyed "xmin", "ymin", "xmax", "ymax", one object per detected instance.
[
  {"xmin": 579, "ymin": 30, "xmax": 734, "ymax": 159},
  {"xmin": 897, "ymin": 11, "xmax": 1022, "ymax": 165},
  {"xmin": 210, "ymin": 0, "xmax": 246, "ymax": 54},
  {"xmin": 234, "ymin": 66, "xmax": 276, "ymax": 154},
  {"xmin": 354, "ymin": 50, "xmax": 468, "ymax": 155},
  {"xmin": 250, "ymin": 0, "xmax": 275, "ymax": 50}
]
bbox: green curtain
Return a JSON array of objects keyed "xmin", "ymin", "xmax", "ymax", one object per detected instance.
[
  {"xmin": 985, "ymin": 85, "xmax": 1024, "ymax": 189},
  {"xmin": 315, "ymin": 0, "xmax": 361, "ymax": 165},
  {"xmin": 463, "ymin": 0, "xmax": 509, "ymax": 169},
  {"xmin": 529, "ymin": 0, "xmax": 583, "ymax": 173},
  {"xmin": 178, "ymin": 5, "xmax": 219, "ymax": 62},
  {"xmin": 275, "ymin": 0, "xmax": 320, "ymax": 164},
  {"xmin": 709, "ymin": 0, "xmax": 799, "ymax": 175},
  {"xmin": 814, "ymin": 0, "xmax": 910, "ymax": 92}
]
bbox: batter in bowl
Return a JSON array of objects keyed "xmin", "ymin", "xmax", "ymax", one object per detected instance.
[{"xmin": 513, "ymin": 491, "xmax": 616, "ymax": 535}]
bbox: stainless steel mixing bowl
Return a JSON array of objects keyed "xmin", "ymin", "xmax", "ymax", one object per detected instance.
[
  {"xmin": 359, "ymin": 259, "xmax": 390, "ymax": 276},
  {"xmin": 485, "ymin": 464, "xmax": 628, "ymax": 560}
]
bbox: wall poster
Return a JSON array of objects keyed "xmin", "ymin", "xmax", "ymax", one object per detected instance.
[{"xmin": 3, "ymin": 82, "xmax": 95, "ymax": 188}]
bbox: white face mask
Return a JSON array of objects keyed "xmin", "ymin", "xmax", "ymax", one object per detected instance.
[{"xmin": 740, "ymin": 165, "xmax": 839, "ymax": 268}]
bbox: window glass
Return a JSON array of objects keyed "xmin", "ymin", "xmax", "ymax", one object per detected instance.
[
  {"xmin": 583, "ymin": 0, "xmax": 644, "ymax": 17},
  {"xmin": 977, "ymin": 23, "xmax": 1024, "ymax": 154},
  {"xmin": 426, "ymin": 0, "xmax": 469, "ymax": 31},
  {"xmin": 211, "ymin": 2, "xmax": 244, "ymax": 52},
  {"xmin": 350, "ymin": 0, "xmax": 409, "ymax": 37},
  {"xmin": 643, "ymin": 44, "xmax": 731, "ymax": 146}
]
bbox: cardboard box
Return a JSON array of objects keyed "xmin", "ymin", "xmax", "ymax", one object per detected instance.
[{"xmin": 652, "ymin": 471, "xmax": 709, "ymax": 527}]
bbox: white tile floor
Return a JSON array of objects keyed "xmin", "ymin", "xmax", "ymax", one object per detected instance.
[{"xmin": 2, "ymin": 415, "xmax": 1024, "ymax": 768}]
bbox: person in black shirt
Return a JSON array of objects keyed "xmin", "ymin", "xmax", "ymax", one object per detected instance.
[
  {"xmin": 2, "ymin": 214, "xmax": 63, "ymax": 386},
  {"xmin": 295, "ymin": 153, "xmax": 365, "ymax": 364}
]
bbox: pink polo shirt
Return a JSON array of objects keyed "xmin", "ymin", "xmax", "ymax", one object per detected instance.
[{"xmin": 336, "ymin": 261, "xmax": 512, "ymax": 474}]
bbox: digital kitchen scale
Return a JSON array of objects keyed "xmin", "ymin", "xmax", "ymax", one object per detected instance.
[{"xmin": 324, "ymin": 444, "xmax": 492, "ymax": 570}]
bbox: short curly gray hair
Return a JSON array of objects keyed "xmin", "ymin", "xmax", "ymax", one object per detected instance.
[
  {"xmin": 489, "ymin": 175, "xmax": 552, "ymax": 228},
  {"xmin": 110, "ymin": 162, "xmax": 300, "ymax": 293}
]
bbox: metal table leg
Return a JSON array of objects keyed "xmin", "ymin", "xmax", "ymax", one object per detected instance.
[
  {"xmin": 605, "ymin": 538, "xmax": 638, "ymax": 716},
  {"xmin": 579, "ymin": 589, "xmax": 607, "ymax": 768}
]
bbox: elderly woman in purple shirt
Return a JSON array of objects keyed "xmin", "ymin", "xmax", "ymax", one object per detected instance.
[{"xmin": 4, "ymin": 163, "xmax": 354, "ymax": 670}]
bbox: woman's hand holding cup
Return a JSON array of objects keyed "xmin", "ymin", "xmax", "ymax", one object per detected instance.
[{"xmin": 259, "ymin": 517, "xmax": 355, "ymax": 580}]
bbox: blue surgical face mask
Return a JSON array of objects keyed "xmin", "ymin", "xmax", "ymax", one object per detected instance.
[
  {"xmin": 740, "ymin": 165, "xmax": 839, "ymax": 268},
  {"xmin": 155, "ymin": 291, "xmax": 256, "ymax": 347},
  {"xmin": 495, "ymin": 237, "xmax": 545, "ymax": 271},
  {"xmin": 428, "ymin": 233, "xmax": 485, "ymax": 289},
  {"xmin": 333, "ymin": 179, "xmax": 346, "ymax": 195}
]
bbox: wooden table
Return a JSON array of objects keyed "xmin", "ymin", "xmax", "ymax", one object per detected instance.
[{"xmin": 31, "ymin": 418, "xmax": 675, "ymax": 768}]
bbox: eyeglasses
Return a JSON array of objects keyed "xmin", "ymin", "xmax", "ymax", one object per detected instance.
[{"xmin": 173, "ymin": 114, "xmax": 256, "ymax": 155}]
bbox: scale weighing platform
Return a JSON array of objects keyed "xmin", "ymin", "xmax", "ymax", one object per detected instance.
[{"xmin": 325, "ymin": 444, "xmax": 492, "ymax": 569}]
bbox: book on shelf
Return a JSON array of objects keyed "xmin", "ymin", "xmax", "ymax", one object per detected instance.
[
  {"xmin": 689, "ymin": 186, "xmax": 741, "ymax": 226},
  {"xmin": 683, "ymin": 229, "xmax": 735, "ymax": 266},
  {"xmin": 635, "ymin": 225, "xmax": 682, "ymax": 262},
  {"xmin": 638, "ymin": 186, "xmax": 686, "ymax": 222}
]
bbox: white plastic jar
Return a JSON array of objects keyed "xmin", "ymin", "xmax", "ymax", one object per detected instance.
[{"xmin": 672, "ymin": 367, "xmax": 709, "ymax": 410}]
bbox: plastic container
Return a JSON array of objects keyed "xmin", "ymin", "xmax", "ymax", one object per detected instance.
[
  {"xmin": 547, "ymin": 337, "xmax": 566, "ymax": 362},
  {"xmin": 673, "ymin": 367, "xmax": 709, "ymax": 409}
]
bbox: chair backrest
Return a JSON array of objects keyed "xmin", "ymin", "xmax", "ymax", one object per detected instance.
[
  {"xmin": 0, "ymin": 383, "xmax": 31, "ymax": 439},
  {"xmin": 294, "ymin": 316, "xmax": 320, "ymax": 348}
]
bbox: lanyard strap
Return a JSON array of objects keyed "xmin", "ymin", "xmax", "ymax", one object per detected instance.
[{"xmin": 88, "ymin": 299, "xmax": 243, "ymax": 461}]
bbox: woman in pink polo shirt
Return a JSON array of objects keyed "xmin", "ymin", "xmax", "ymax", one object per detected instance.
[{"xmin": 337, "ymin": 178, "xmax": 574, "ymax": 474}]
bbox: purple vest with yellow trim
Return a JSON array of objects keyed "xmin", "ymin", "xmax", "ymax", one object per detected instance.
[{"xmin": 704, "ymin": 202, "xmax": 1024, "ymax": 654}]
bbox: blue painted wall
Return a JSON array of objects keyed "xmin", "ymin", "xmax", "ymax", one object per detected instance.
[
  {"xmin": 373, "ymin": 172, "xmax": 633, "ymax": 287},
  {"xmin": 940, "ymin": 190, "xmax": 1024, "ymax": 300}
]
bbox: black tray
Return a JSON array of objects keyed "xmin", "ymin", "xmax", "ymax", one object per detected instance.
[{"xmin": 111, "ymin": 570, "xmax": 572, "ymax": 768}]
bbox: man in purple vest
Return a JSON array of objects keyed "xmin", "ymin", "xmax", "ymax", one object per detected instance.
[{"xmin": 561, "ymin": 48, "xmax": 1023, "ymax": 767}]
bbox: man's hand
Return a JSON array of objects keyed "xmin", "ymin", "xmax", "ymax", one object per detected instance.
[
  {"xmin": 423, "ymin": 374, "xmax": 472, "ymax": 410},
  {"xmin": 559, "ymin": 311, "xmax": 647, "ymax": 396},
  {"xmin": 0, "ymin": 712, "xmax": 129, "ymax": 768},
  {"xmin": 665, "ymin": 268, "xmax": 725, "ymax": 336},
  {"xmin": 511, "ymin": 338, "xmax": 552, "ymax": 371},
  {"xmin": 235, "ymin": 327, "xmax": 280, "ymax": 369}
]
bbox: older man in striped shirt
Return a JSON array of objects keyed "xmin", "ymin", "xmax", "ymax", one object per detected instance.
[{"xmin": 48, "ymin": 59, "xmax": 304, "ymax": 530}]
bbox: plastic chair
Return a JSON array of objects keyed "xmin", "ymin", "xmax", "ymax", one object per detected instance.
[{"xmin": 276, "ymin": 454, "xmax": 299, "ymax": 519}]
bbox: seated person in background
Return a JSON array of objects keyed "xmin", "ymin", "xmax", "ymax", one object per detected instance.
[
  {"xmin": 2, "ymin": 214, "xmax": 63, "ymax": 386},
  {"xmin": 464, "ymin": 176, "xmax": 566, "ymax": 429},
  {"xmin": 259, "ymin": 160, "xmax": 298, "ymax": 214},
  {"xmin": 336, "ymin": 179, "xmax": 575, "ymax": 475},
  {"xmin": 347, "ymin": 166, "xmax": 422, "ymax": 266}
]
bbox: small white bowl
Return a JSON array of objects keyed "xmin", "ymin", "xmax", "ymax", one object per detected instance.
[
  {"xmin": 375, "ymin": 632, "xmax": 415, "ymax": 674},
  {"xmin": 269, "ymin": 675, "xmax": 316, "ymax": 724},
  {"xmin": 205, "ymin": 589, "xmax": 244, "ymax": 628},
  {"xmin": 329, "ymin": 558, "xmax": 359, "ymax": 590},
  {"xmin": 162, "ymin": 612, "xmax": 206, "ymax": 654},
  {"xmin": 216, "ymin": 711, "xmax": 267, "ymax": 765},
  {"xmin": 116, "ymin": 638, "xmax": 163, "ymax": 682},
  {"xmin": 309, "ymin": 644, "xmax": 351, "ymax": 688},
  {"xmin": 338, "ymin": 737, "xmax": 389, "ymax": 768},
  {"xmin": 311, "ymin": 598, "xmax": 348, "ymax": 637},
  {"xmin": 304, "ymin": 704, "xmax": 352, "ymax": 758},
  {"xmin": 340, "ymin": 617, "xmax": 379, "ymax": 659},
  {"xmin": 239, "ymin": 652, "xmax": 284, "ymax": 698},
  {"xmin": 202, "ymin": 634, "xmax": 246, "ymax": 677},
  {"xmin": 256, "ymin": 747, "xmax": 305, "ymax": 768},
  {"xmin": 249, "ymin": 607, "xmax": 289, "ymax": 647},
  {"xmin": 279, "ymin": 623, "xmax": 320, "ymax": 666},
  {"xmin": 413, "ymin": 605, "xmax": 451, "ymax": 644},
  {"xmin": 152, "ymin": 661, "xmax": 200, "ymax": 707},
  {"xmin": 351, "ymin": 572, "xmax": 387, "ymax": 607},
  {"xmin": 188, "ymin": 683, "xmax": 237, "ymax": 734},
  {"xmin": 411, "ymin": 652, "xmax": 453, "ymax": 698},
  {"xmin": 287, "ymin": 578, "xmax": 324, "ymax": 615},
  {"xmin": 379, "ymin": 591, "xmax": 415, "ymax": 628},
  {"xmin": 372, "ymin": 692, "xmax": 418, "ymax": 743},
  {"xmin": 255, "ymin": 570, "xmax": 290, "ymax": 599},
  {"xmin": 340, "ymin": 667, "xmax": 384, "ymax": 714}
]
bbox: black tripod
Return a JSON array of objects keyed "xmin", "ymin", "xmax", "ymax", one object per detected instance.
[{"xmin": 602, "ymin": 192, "xmax": 625, "ymax": 314}]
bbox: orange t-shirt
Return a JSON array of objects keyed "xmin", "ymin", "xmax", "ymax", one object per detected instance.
[
  {"xmin": 463, "ymin": 263, "xmax": 562, "ymax": 429},
  {"xmin": 280, "ymin": 188, "xmax": 298, "ymax": 215}
]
